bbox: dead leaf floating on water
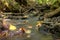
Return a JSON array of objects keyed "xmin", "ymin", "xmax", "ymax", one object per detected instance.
[
  {"xmin": 9, "ymin": 24, "xmax": 17, "ymax": 31},
  {"xmin": 25, "ymin": 30, "xmax": 31, "ymax": 34},
  {"xmin": 36, "ymin": 21, "xmax": 42, "ymax": 27}
]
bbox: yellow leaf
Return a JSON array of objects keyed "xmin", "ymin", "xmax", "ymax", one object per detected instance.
[
  {"xmin": 5, "ymin": 2, "xmax": 9, "ymax": 7},
  {"xmin": 9, "ymin": 24, "xmax": 17, "ymax": 31},
  {"xmin": 25, "ymin": 30, "xmax": 31, "ymax": 34}
]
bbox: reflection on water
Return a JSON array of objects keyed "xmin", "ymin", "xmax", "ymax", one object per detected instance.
[{"xmin": 0, "ymin": 17, "xmax": 53, "ymax": 40}]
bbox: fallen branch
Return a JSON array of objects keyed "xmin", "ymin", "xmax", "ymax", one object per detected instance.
[{"xmin": 44, "ymin": 7, "xmax": 60, "ymax": 18}]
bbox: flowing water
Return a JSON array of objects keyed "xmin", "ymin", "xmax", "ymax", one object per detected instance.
[{"xmin": 0, "ymin": 16, "xmax": 53, "ymax": 40}]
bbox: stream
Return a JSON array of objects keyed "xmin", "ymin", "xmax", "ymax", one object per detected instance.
[{"xmin": 1, "ymin": 16, "xmax": 53, "ymax": 40}]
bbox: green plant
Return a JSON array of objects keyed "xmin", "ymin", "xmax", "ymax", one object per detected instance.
[{"xmin": 37, "ymin": 0, "xmax": 57, "ymax": 5}]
